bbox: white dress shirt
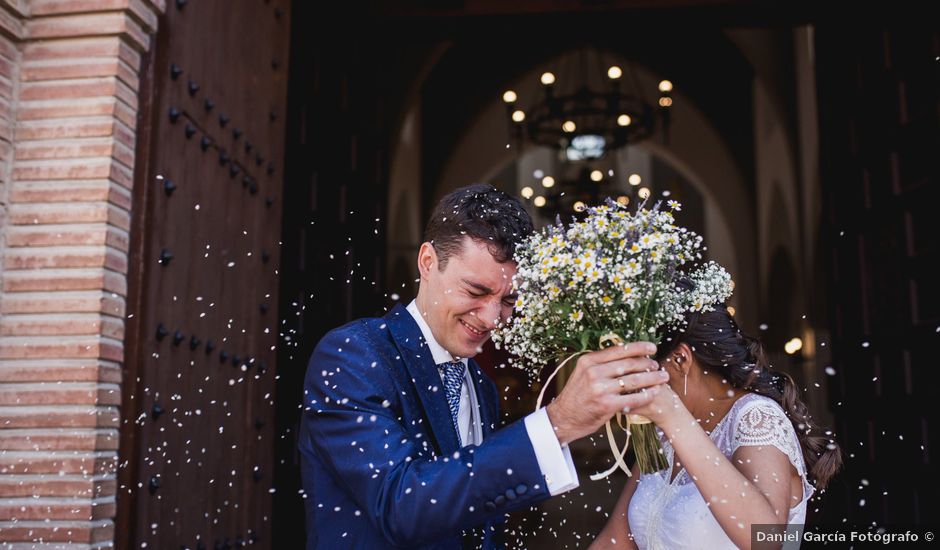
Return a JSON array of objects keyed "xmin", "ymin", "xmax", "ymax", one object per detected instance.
[{"xmin": 406, "ymin": 300, "xmax": 579, "ymax": 496}]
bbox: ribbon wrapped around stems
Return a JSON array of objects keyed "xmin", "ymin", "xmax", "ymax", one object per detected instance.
[{"xmin": 535, "ymin": 332, "xmax": 668, "ymax": 479}]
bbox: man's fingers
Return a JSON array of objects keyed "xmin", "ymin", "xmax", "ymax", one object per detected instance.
[
  {"xmin": 615, "ymin": 387, "xmax": 659, "ymax": 411},
  {"xmin": 578, "ymin": 341, "xmax": 657, "ymax": 368},
  {"xmin": 591, "ymin": 357, "xmax": 661, "ymax": 379},
  {"xmin": 615, "ymin": 370, "xmax": 668, "ymax": 393}
]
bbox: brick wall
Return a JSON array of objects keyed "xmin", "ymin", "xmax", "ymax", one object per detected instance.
[{"xmin": 0, "ymin": 1, "xmax": 163, "ymax": 547}]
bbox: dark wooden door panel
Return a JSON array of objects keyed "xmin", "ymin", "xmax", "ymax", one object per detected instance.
[
  {"xmin": 119, "ymin": 2, "xmax": 290, "ymax": 548},
  {"xmin": 816, "ymin": 26, "xmax": 939, "ymax": 526}
]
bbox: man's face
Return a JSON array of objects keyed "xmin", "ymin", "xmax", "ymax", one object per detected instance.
[{"xmin": 416, "ymin": 237, "xmax": 517, "ymax": 359}]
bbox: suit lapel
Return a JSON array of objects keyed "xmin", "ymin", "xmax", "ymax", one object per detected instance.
[
  {"xmin": 467, "ymin": 359, "xmax": 497, "ymax": 439},
  {"xmin": 385, "ymin": 304, "xmax": 460, "ymax": 455}
]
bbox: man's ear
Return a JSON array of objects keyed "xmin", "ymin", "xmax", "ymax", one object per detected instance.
[{"xmin": 417, "ymin": 242, "xmax": 437, "ymax": 280}]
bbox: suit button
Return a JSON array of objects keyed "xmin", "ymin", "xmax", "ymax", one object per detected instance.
[
  {"xmin": 494, "ymin": 495, "xmax": 506, "ymax": 506},
  {"xmin": 515, "ymin": 483, "xmax": 528, "ymax": 495},
  {"xmin": 505, "ymin": 489, "xmax": 517, "ymax": 500},
  {"xmin": 484, "ymin": 501, "xmax": 496, "ymax": 511}
]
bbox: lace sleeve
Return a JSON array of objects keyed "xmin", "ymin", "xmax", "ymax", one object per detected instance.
[{"xmin": 731, "ymin": 397, "xmax": 807, "ymax": 480}]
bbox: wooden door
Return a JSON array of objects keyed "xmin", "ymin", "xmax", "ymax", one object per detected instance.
[
  {"xmin": 816, "ymin": 26, "xmax": 939, "ymax": 525},
  {"xmin": 118, "ymin": 2, "xmax": 291, "ymax": 548}
]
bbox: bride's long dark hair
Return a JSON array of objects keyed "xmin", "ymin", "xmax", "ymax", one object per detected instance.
[{"xmin": 655, "ymin": 296, "xmax": 843, "ymax": 489}]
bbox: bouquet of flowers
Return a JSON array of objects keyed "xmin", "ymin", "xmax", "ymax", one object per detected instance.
[{"xmin": 493, "ymin": 199, "xmax": 733, "ymax": 477}]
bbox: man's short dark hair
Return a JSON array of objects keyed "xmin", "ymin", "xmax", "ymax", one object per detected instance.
[{"xmin": 423, "ymin": 183, "xmax": 534, "ymax": 269}]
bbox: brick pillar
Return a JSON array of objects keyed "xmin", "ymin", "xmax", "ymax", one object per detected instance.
[{"xmin": 0, "ymin": 1, "xmax": 163, "ymax": 547}]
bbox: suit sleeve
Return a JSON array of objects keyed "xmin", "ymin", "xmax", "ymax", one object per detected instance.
[
  {"xmin": 477, "ymin": 363, "xmax": 580, "ymax": 496},
  {"xmin": 301, "ymin": 325, "xmax": 552, "ymax": 547}
]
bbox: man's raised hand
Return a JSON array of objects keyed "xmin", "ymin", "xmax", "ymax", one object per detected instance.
[{"xmin": 545, "ymin": 342, "xmax": 669, "ymax": 445}]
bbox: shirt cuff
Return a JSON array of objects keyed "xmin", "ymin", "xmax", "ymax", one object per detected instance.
[{"xmin": 523, "ymin": 407, "xmax": 580, "ymax": 496}]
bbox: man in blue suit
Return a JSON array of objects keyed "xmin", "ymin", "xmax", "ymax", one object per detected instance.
[{"xmin": 299, "ymin": 184, "xmax": 667, "ymax": 548}]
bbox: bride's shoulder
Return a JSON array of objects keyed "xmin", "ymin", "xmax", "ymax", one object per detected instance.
[
  {"xmin": 728, "ymin": 393, "xmax": 803, "ymax": 461},
  {"xmin": 732, "ymin": 391, "xmax": 785, "ymax": 414},
  {"xmin": 729, "ymin": 393, "xmax": 791, "ymax": 433}
]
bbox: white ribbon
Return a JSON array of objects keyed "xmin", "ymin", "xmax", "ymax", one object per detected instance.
[{"xmin": 535, "ymin": 332, "xmax": 652, "ymax": 480}]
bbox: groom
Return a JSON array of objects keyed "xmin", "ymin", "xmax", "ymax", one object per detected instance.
[{"xmin": 299, "ymin": 183, "xmax": 667, "ymax": 549}]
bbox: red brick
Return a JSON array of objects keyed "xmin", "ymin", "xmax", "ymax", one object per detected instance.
[
  {"xmin": 20, "ymin": 56, "xmax": 140, "ymax": 92},
  {"xmin": 31, "ymin": 0, "xmax": 162, "ymax": 32},
  {"xmin": 13, "ymin": 157, "xmax": 114, "ymax": 181},
  {"xmin": 1, "ymin": 314, "xmax": 124, "ymax": 339},
  {"xmin": 26, "ymin": 13, "xmax": 150, "ymax": 53},
  {"xmin": 0, "ymin": 31, "xmax": 18, "ymax": 56},
  {"xmin": 3, "ymin": 246, "xmax": 127, "ymax": 272},
  {"xmin": 22, "ymin": 36, "xmax": 121, "ymax": 61},
  {"xmin": 16, "ymin": 135, "xmax": 135, "ymax": 172},
  {"xmin": 0, "ymin": 451, "xmax": 117, "ymax": 476},
  {"xmin": 0, "ymin": 56, "xmax": 14, "ymax": 81},
  {"xmin": 7, "ymin": 182, "xmax": 133, "ymax": 212},
  {"xmin": 6, "ymin": 203, "xmax": 129, "ymax": 230},
  {"xmin": 18, "ymin": 97, "xmax": 136, "ymax": 130},
  {"xmin": 15, "ymin": 116, "xmax": 117, "ymax": 141},
  {"xmin": 0, "ymin": 141, "xmax": 12, "ymax": 167},
  {"xmin": 0, "ymin": 496, "xmax": 116, "ymax": 521},
  {"xmin": 0, "ymin": 430, "xmax": 119, "ymax": 453},
  {"xmin": 0, "ymin": 75, "xmax": 13, "ymax": 99},
  {"xmin": 0, "ymin": 360, "xmax": 121, "ymax": 383},
  {"xmin": 0, "ymin": 290, "xmax": 125, "ymax": 315},
  {"xmin": 0, "ymin": 335, "xmax": 124, "ymax": 362},
  {"xmin": 4, "ymin": 246, "xmax": 107, "ymax": 269},
  {"xmin": 0, "ymin": 382, "xmax": 122, "ymax": 406},
  {"xmin": 7, "ymin": 203, "xmax": 105, "ymax": 224},
  {"xmin": 15, "ymin": 135, "xmax": 113, "ymax": 158},
  {"xmin": 7, "ymin": 224, "xmax": 129, "ymax": 251},
  {"xmin": 19, "ymin": 76, "xmax": 137, "ymax": 109},
  {"xmin": 22, "ymin": 58, "xmax": 121, "ymax": 81},
  {"xmin": 26, "ymin": 12, "xmax": 124, "ymax": 38},
  {"xmin": 2, "ymin": 267, "xmax": 127, "ymax": 294},
  {"xmin": 0, "ymin": 342, "xmax": 124, "ymax": 361},
  {"xmin": 112, "ymin": 117, "xmax": 136, "ymax": 151},
  {"xmin": 0, "ymin": 405, "xmax": 120, "ymax": 429},
  {"xmin": 0, "ymin": 475, "xmax": 115, "ymax": 499},
  {"xmin": 0, "ymin": 117, "xmax": 12, "ymax": 144},
  {"xmin": 0, "ymin": 18, "xmax": 25, "ymax": 46},
  {"xmin": 0, "ymin": 518, "xmax": 114, "ymax": 543},
  {"xmin": 9, "ymin": 180, "xmax": 111, "ymax": 204},
  {"xmin": 108, "ymin": 183, "xmax": 133, "ymax": 212},
  {"xmin": 108, "ymin": 159, "xmax": 134, "ymax": 188}
]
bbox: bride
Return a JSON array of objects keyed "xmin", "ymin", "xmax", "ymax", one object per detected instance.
[{"xmin": 590, "ymin": 298, "xmax": 842, "ymax": 549}]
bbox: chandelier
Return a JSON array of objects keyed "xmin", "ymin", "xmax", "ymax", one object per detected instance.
[
  {"xmin": 520, "ymin": 167, "xmax": 657, "ymax": 218},
  {"xmin": 502, "ymin": 49, "xmax": 673, "ymax": 161}
]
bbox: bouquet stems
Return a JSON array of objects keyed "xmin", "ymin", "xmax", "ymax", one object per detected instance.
[
  {"xmin": 599, "ymin": 332, "xmax": 668, "ymax": 475},
  {"xmin": 625, "ymin": 415, "xmax": 668, "ymax": 474},
  {"xmin": 536, "ymin": 334, "xmax": 669, "ymax": 478}
]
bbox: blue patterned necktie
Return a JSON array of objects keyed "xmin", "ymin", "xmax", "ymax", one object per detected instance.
[{"xmin": 437, "ymin": 360, "xmax": 465, "ymax": 444}]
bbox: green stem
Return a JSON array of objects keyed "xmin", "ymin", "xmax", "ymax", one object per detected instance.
[{"xmin": 631, "ymin": 422, "xmax": 669, "ymax": 473}]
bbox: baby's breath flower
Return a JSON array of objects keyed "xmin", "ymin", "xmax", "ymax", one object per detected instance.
[{"xmin": 491, "ymin": 199, "xmax": 733, "ymax": 375}]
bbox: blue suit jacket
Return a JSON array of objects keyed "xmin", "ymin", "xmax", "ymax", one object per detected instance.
[{"xmin": 299, "ymin": 304, "xmax": 551, "ymax": 549}]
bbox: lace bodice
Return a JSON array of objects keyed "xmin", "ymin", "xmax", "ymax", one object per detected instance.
[{"xmin": 627, "ymin": 393, "xmax": 815, "ymax": 549}]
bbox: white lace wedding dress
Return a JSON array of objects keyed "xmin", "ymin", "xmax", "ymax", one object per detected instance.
[{"xmin": 627, "ymin": 393, "xmax": 814, "ymax": 549}]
